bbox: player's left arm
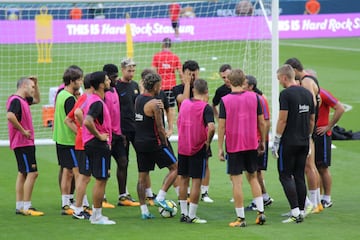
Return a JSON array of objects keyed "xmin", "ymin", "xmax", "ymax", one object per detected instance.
[
  {"xmin": 176, "ymin": 69, "xmax": 192, "ymax": 104},
  {"xmin": 276, "ymin": 110, "xmax": 288, "ymax": 137},
  {"xmin": 316, "ymin": 101, "xmax": 345, "ymax": 135},
  {"xmin": 204, "ymin": 105, "xmax": 215, "ymax": 150},
  {"xmin": 217, "ymin": 100, "xmax": 226, "ymax": 161},
  {"xmin": 7, "ymin": 112, "xmax": 31, "ymax": 138},
  {"xmin": 256, "ymin": 96, "xmax": 266, "ymax": 154},
  {"xmin": 166, "ymin": 107, "xmax": 174, "ymax": 137},
  {"xmin": 153, "ymin": 100, "xmax": 168, "ymax": 146}
]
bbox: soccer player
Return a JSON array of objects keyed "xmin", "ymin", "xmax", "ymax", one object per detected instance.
[
  {"xmin": 172, "ymin": 60, "xmax": 214, "ymax": 203},
  {"xmin": 242, "ymin": 75, "xmax": 273, "ymax": 210},
  {"xmin": 316, "ymin": 87, "xmax": 344, "ymax": 208},
  {"xmin": 212, "ymin": 64, "xmax": 232, "ymax": 120},
  {"xmin": 54, "ymin": 65, "xmax": 81, "ymax": 204},
  {"xmin": 139, "ymin": 68, "xmax": 175, "ymax": 206},
  {"xmin": 304, "ymin": 0, "xmax": 320, "ymax": 15},
  {"xmin": 178, "ymin": 79, "xmax": 215, "ymax": 224},
  {"xmin": 272, "ymin": 64, "xmax": 315, "ymax": 223},
  {"xmin": 172, "ymin": 60, "xmax": 199, "ymax": 108},
  {"xmin": 152, "ymin": 37, "xmax": 182, "ymax": 137},
  {"xmin": 169, "ymin": 3, "xmax": 181, "ymax": 41},
  {"xmin": 64, "ymin": 74, "xmax": 93, "ymax": 219},
  {"xmin": 114, "ymin": 58, "xmax": 140, "ymax": 207},
  {"xmin": 69, "ymin": 3, "xmax": 82, "ymax": 19},
  {"xmin": 102, "ymin": 63, "xmax": 127, "ymax": 209},
  {"xmin": 218, "ymin": 69, "xmax": 266, "ymax": 227},
  {"xmin": 7, "ymin": 76, "xmax": 44, "ymax": 216},
  {"xmin": 53, "ymin": 66, "xmax": 83, "ymax": 215},
  {"xmin": 83, "ymin": 71, "xmax": 115, "ymax": 225},
  {"xmin": 134, "ymin": 72, "xmax": 178, "ymax": 219},
  {"xmin": 285, "ymin": 57, "xmax": 322, "ymax": 213}
]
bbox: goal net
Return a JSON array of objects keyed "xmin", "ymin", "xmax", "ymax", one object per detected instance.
[{"xmin": 0, "ymin": 0, "xmax": 277, "ymax": 145}]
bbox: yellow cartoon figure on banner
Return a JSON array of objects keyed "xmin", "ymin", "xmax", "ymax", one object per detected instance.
[{"xmin": 35, "ymin": 6, "xmax": 53, "ymax": 63}]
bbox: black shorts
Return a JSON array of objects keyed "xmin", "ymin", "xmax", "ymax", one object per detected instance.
[
  {"xmin": 227, "ymin": 150, "xmax": 258, "ymax": 175},
  {"xmin": 178, "ymin": 146, "xmax": 207, "ymax": 179},
  {"xmin": 136, "ymin": 145, "xmax": 177, "ymax": 172},
  {"xmin": 111, "ymin": 133, "xmax": 127, "ymax": 161},
  {"xmin": 76, "ymin": 150, "xmax": 91, "ymax": 176},
  {"xmin": 171, "ymin": 21, "xmax": 179, "ymax": 29},
  {"xmin": 314, "ymin": 134, "xmax": 332, "ymax": 168},
  {"xmin": 14, "ymin": 146, "xmax": 37, "ymax": 173},
  {"xmin": 56, "ymin": 143, "xmax": 78, "ymax": 169},
  {"xmin": 85, "ymin": 141, "xmax": 111, "ymax": 180},
  {"xmin": 257, "ymin": 141, "xmax": 269, "ymax": 171},
  {"xmin": 163, "ymin": 90, "xmax": 176, "ymax": 108}
]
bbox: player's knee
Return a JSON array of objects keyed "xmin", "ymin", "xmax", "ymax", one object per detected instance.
[{"xmin": 117, "ymin": 157, "xmax": 129, "ymax": 169}]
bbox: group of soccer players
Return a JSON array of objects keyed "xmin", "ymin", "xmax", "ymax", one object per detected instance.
[{"xmin": 7, "ymin": 49, "xmax": 343, "ymax": 226}]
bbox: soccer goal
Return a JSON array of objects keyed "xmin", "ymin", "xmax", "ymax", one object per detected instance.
[{"xmin": 0, "ymin": 0, "xmax": 278, "ymax": 146}]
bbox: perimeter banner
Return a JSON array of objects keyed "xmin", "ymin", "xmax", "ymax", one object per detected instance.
[{"xmin": 1, "ymin": 13, "xmax": 359, "ymax": 44}]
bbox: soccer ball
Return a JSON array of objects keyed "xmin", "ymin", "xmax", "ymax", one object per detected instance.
[{"xmin": 158, "ymin": 200, "xmax": 178, "ymax": 218}]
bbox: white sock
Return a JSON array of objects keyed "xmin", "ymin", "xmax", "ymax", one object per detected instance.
[
  {"xmin": 309, "ymin": 190, "xmax": 317, "ymax": 206},
  {"xmin": 145, "ymin": 188, "xmax": 154, "ymax": 198},
  {"xmin": 16, "ymin": 201, "xmax": 24, "ymax": 210},
  {"xmin": 235, "ymin": 207, "xmax": 245, "ymax": 219},
  {"xmin": 254, "ymin": 196, "xmax": 264, "ymax": 212},
  {"xmin": 140, "ymin": 204, "xmax": 149, "ymax": 215},
  {"xmin": 201, "ymin": 185, "xmax": 209, "ymax": 194},
  {"xmin": 305, "ymin": 196, "xmax": 313, "ymax": 207},
  {"xmin": 323, "ymin": 195, "xmax": 331, "ymax": 202},
  {"xmin": 187, "ymin": 187, "xmax": 190, "ymax": 195},
  {"xmin": 262, "ymin": 193, "xmax": 270, "ymax": 201},
  {"xmin": 23, "ymin": 201, "xmax": 31, "ymax": 210},
  {"xmin": 179, "ymin": 200, "xmax": 188, "ymax": 216},
  {"xmin": 188, "ymin": 203, "xmax": 198, "ymax": 219},
  {"xmin": 75, "ymin": 206, "xmax": 83, "ymax": 215},
  {"xmin": 119, "ymin": 193, "xmax": 127, "ymax": 198},
  {"xmin": 316, "ymin": 188, "xmax": 321, "ymax": 205},
  {"xmin": 156, "ymin": 189, "xmax": 166, "ymax": 201},
  {"xmin": 291, "ymin": 207, "xmax": 300, "ymax": 217},
  {"xmin": 92, "ymin": 206, "xmax": 102, "ymax": 219},
  {"xmin": 62, "ymin": 194, "xmax": 71, "ymax": 207},
  {"xmin": 82, "ymin": 195, "xmax": 89, "ymax": 207}
]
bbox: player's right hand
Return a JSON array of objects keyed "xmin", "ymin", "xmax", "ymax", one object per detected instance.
[
  {"xmin": 22, "ymin": 129, "xmax": 31, "ymax": 139},
  {"xmin": 271, "ymin": 136, "xmax": 281, "ymax": 159},
  {"xmin": 218, "ymin": 148, "xmax": 225, "ymax": 161}
]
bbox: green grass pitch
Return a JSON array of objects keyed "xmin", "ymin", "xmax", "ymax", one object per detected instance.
[{"xmin": 0, "ymin": 37, "xmax": 359, "ymax": 238}]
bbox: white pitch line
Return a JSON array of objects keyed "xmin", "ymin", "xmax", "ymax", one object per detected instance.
[{"xmin": 281, "ymin": 42, "xmax": 360, "ymax": 52}]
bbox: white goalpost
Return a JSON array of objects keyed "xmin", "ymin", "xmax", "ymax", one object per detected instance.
[{"xmin": 0, "ymin": 0, "xmax": 278, "ymax": 146}]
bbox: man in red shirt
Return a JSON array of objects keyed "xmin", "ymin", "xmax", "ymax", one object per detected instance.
[
  {"xmin": 169, "ymin": 3, "xmax": 181, "ymax": 40},
  {"xmin": 304, "ymin": 0, "xmax": 320, "ymax": 15},
  {"xmin": 313, "ymin": 84, "xmax": 344, "ymax": 208},
  {"xmin": 152, "ymin": 37, "xmax": 182, "ymax": 137},
  {"xmin": 64, "ymin": 74, "xmax": 93, "ymax": 219},
  {"xmin": 69, "ymin": 3, "xmax": 82, "ymax": 19}
]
